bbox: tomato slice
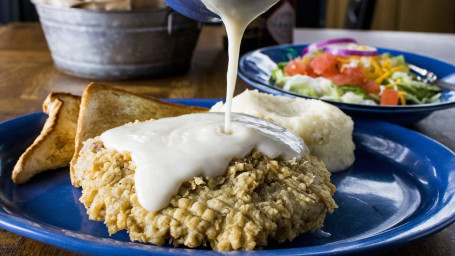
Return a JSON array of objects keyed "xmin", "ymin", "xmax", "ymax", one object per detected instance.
[
  {"xmin": 327, "ymin": 73, "xmax": 351, "ymax": 86},
  {"xmin": 284, "ymin": 58, "xmax": 300, "ymax": 76},
  {"xmin": 285, "ymin": 53, "xmax": 371, "ymax": 87},
  {"xmin": 310, "ymin": 52, "xmax": 339, "ymax": 76},
  {"xmin": 361, "ymin": 80, "xmax": 379, "ymax": 94},
  {"xmin": 381, "ymin": 89, "xmax": 399, "ymax": 105},
  {"xmin": 284, "ymin": 57, "xmax": 316, "ymax": 77},
  {"xmin": 342, "ymin": 66, "xmax": 365, "ymax": 85}
]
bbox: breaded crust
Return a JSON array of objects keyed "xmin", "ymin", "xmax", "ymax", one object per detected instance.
[
  {"xmin": 12, "ymin": 92, "xmax": 81, "ymax": 184},
  {"xmin": 74, "ymin": 137, "xmax": 337, "ymax": 251},
  {"xmin": 70, "ymin": 83, "xmax": 208, "ymax": 187}
]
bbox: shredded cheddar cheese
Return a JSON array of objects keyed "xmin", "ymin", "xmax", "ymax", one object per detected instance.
[
  {"xmin": 385, "ymin": 79, "xmax": 402, "ymax": 89},
  {"xmin": 398, "ymin": 91, "xmax": 407, "ymax": 105},
  {"xmin": 337, "ymin": 57, "xmax": 351, "ymax": 63}
]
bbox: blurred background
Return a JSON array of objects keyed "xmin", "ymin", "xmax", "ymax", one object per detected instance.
[
  {"xmin": 326, "ymin": 0, "xmax": 455, "ymax": 33},
  {"xmin": 0, "ymin": 0, "xmax": 38, "ymax": 24},
  {"xmin": 1, "ymin": 0, "xmax": 454, "ymax": 33}
]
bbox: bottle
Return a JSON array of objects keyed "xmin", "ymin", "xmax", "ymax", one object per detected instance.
[{"xmin": 260, "ymin": 0, "xmax": 297, "ymax": 46}]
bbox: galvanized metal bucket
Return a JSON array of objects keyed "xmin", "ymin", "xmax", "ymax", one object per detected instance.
[{"xmin": 33, "ymin": 2, "xmax": 201, "ymax": 79}]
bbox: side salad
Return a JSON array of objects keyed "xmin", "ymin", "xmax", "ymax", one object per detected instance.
[{"xmin": 270, "ymin": 38, "xmax": 441, "ymax": 105}]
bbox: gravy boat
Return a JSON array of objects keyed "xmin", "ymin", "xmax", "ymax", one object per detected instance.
[{"xmin": 163, "ymin": 0, "xmax": 221, "ymax": 22}]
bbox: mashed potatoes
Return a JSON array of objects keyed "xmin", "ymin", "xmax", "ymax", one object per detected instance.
[
  {"xmin": 74, "ymin": 137, "xmax": 337, "ymax": 251},
  {"xmin": 210, "ymin": 90, "xmax": 355, "ymax": 172}
]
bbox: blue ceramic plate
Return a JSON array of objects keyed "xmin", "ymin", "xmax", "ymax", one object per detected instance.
[
  {"xmin": 238, "ymin": 45, "xmax": 455, "ymax": 125},
  {"xmin": 1, "ymin": 99, "xmax": 455, "ymax": 255}
]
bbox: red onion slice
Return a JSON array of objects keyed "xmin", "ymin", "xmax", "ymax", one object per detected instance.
[
  {"xmin": 325, "ymin": 44, "xmax": 378, "ymax": 56},
  {"xmin": 302, "ymin": 38, "xmax": 358, "ymax": 56}
]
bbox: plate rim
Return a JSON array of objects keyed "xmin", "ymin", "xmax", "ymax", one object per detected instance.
[{"xmin": 1, "ymin": 99, "xmax": 455, "ymax": 255}]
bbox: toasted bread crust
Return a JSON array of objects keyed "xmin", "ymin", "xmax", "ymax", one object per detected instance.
[
  {"xmin": 12, "ymin": 92, "xmax": 81, "ymax": 184},
  {"xmin": 70, "ymin": 83, "xmax": 208, "ymax": 187}
]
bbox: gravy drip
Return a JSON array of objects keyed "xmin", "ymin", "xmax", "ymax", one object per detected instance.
[{"xmin": 200, "ymin": 0, "xmax": 278, "ymax": 132}]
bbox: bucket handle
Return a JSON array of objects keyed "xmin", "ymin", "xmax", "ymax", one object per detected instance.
[{"xmin": 167, "ymin": 10, "xmax": 202, "ymax": 36}]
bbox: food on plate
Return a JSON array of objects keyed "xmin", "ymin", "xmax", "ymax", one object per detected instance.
[
  {"xmin": 12, "ymin": 92, "xmax": 80, "ymax": 184},
  {"xmin": 12, "ymin": 83, "xmax": 207, "ymax": 185},
  {"xmin": 12, "ymin": 82, "xmax": 340, "ymax": 251},
  {"xmin": 70, "ymin": 83, "xmax": 208, "ymax": 187},
  {"xmin": 270, "ymin": 38, "xmax": 442, "ymax": 105},
  {"xmin": 210, "ymin": 89, "xmax": 355, "ymax": 172},
  {"xmin": 74, "ymin": 133, "xmax": 337, "ymax": 250}
]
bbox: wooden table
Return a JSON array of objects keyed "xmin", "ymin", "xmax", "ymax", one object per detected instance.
[{"xmin": 0, "ymin": 22, "xmax": 454, "ymax": 255}]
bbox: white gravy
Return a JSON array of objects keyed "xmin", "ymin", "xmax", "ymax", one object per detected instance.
[
  {"xmin": 99, "ymin": 0, "xmax": 302, "ymax": 212},
  {"xmin": 200, "ymin": 0, "xmax": 278, "ymax": 133},
  {"xmin": 101, "ymin": 113, "xmax": 305, "ymax": 212}
]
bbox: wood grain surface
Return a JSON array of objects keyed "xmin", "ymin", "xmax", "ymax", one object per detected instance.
[{"xmin": 0, "ymin": 22, "xmax": 453, "ymax": 256}]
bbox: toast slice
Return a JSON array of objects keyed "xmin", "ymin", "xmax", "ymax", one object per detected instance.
[
  {"xmin": 70, "ymin": 83, "xmax": 208, "ymax": 187},
  {"xmin": 12, "ymin": 93, "xmax": 81, "ymax": 184}
]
